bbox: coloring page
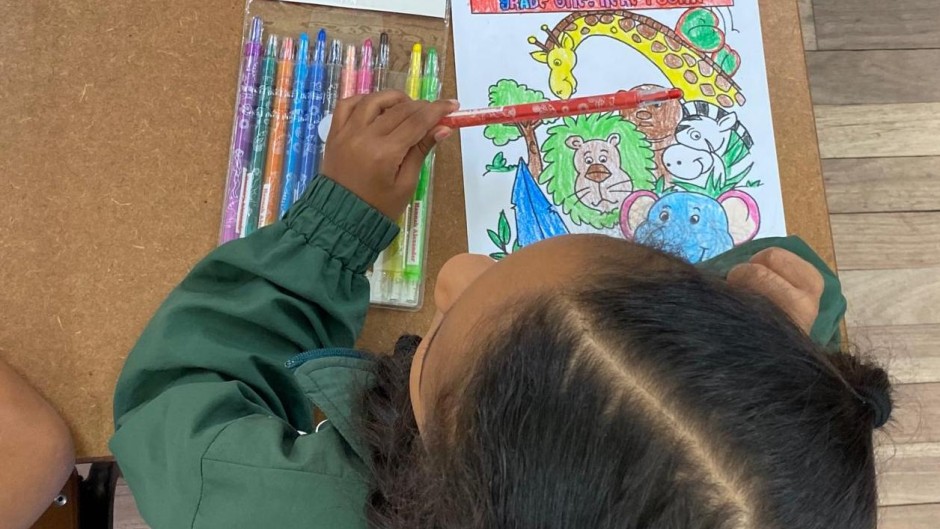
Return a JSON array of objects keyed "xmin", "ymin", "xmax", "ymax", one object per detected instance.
[{"xmin": 452, "ymin": 0, "xmax": 785, "ymax": 263}]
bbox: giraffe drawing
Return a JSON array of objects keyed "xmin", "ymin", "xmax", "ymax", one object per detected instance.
[{"xmin": 528, "ymin": 10, "xmax": 745, "ymax": 110}]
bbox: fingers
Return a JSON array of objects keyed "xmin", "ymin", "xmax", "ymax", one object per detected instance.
[
  {"xmin": 390, "ymin": 100, "xmax": 460, "ymax": 149},
  {"xmin": 372, "ymin": 99, "xmax": 427, "ymax": 134},
  {"xmin": 349, "ymin": 90, "xmax": 410, "ymax": 126},
  {"xmin": 412, "ymin": 126, "xmax": 452, "ymax": 161},
  {"xmin": 330, "ymin": 95, "xmax": 365, "ymax": 131},
  {"xmin": 728, "ymin": 262, "xmax": 818, "ymax": 333},
  {"xmin": 398, "ymin": 127, "xmax": 451, "ymax": 187},
  {"xmin": 749, "ymin": 248, "xmax": 825, "ymax": 299}
]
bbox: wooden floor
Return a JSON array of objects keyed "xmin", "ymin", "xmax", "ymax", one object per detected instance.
[
  {"xmin": 803, "ymin": 0, "xmax": 940, "ymax": 527},
  {"xmin": 106, "ymin": 1, "xmax": 940, "ymax": 527}
]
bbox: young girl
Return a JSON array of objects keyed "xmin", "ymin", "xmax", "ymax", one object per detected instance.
[{"xmin": 112, "ymin": 91, "xmax": 892, "ymax": 529}]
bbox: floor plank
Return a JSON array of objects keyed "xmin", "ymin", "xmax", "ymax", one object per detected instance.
[
  {"xmin": 114, "ymin": 479, "xmax": 149, "ymax": 529},
  {"xmin": 808, "ymin": 50, "xmax": 940, "ymax": 105},
  {"xmin": 815, "ymin": 103, "xmax": 940, "ymax": 159},
  {"xmin": 815, "ymin": 0, "xmax": 940, "ymax": 50},
  {"xmin": 854, "ymin": 325, "xmax": 940, "ymax": 384},
  {"xmin": 876, "ymin": 442, "xmax": 940, "ymax": 506},
  {"xmin": 843, "ymin": 268, "xmax": 940, "ymax": 327},
  {"xmin": 888, "ymin": 383, "xmax": 940, "ymax": 445},
  {"xmin": 880, "ymin": 504, "xmax": 940, "ymax": 529},
  {"xmin": 830, "ymin": 213, "xmax": 940, "ymax": 270},
  {"xmin": 822, "ymin": 157, "xmax": 940, "ymax": 214},
  {"xmin": 797, "ymin": 0, "xmax": 817, "ymax": 51}
]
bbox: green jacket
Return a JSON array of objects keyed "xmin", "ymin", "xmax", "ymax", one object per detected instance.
[{"xmin": 111, "ymin": 177, "xmax": 845, "ymax": 529}]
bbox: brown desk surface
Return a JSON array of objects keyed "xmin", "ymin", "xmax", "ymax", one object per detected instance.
[{"xmin": 0, "ymin": 0, "xmax": 832, "ymax": 459}]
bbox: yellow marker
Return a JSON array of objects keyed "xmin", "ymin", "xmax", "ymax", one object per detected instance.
[
  {"xmin": 405, "ymin": 43, "xmax": 423, "ymax": 100},
  {"xmin": 376, "ymin": 42, "xmax": 423, "ymax": 301}
]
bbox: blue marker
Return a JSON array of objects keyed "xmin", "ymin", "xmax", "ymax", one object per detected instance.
[
  {"xmin": 298, "ymin": 29, "xmax": 327, "ymax": 197},
  {"xmin": 279, "ymin": 33, "xmax": 310, "ymax": 217}
]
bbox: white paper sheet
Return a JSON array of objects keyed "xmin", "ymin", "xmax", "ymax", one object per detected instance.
[
  {"xmin": 287, "ymin": 0, "xmax": 448, "ymax": 19},
  {"xmin": 452, "ymin": 1, "xmax": 786, "ymax": 264}
]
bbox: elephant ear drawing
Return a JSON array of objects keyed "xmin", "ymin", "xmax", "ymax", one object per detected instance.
[
  {"xmin": 718, "ymin": 190, "xmax": 760, "ymax": 245},
  {"xmin": 619, "ymin": 191, "xmax": 659, "ymax": 239}
]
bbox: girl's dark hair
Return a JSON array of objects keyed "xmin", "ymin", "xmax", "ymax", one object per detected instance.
[{"xmin": 360, "ymin": 252, "xmax": 892, "ymax": 529}]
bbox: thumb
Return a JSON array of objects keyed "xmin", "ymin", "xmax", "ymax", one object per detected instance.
[{"xmin": 398, "ymin": 126, "xmax": 452, "ymax": 185}]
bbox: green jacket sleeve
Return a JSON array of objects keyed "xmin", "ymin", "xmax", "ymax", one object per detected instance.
[
  {"xmin": 697, "ymin": 236, "xmax": 846, "ymax": 350},
  {"xmin": 111, "ymin": 178, "xmax": 397, "ymax": 529}
]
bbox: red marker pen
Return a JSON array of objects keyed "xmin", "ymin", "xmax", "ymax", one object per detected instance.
[{"xmin": 439, "ymin": 87, "xmax": 683, "ymax": 129}]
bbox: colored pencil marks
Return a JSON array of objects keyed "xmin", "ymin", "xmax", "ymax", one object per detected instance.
[
  {"xmin": 622, "ymin": 83, "xmax": 683, "ymax": 182},
  {"xmin": 541, "ymin": 113, "xmax": 652, "ymax": 230},
  {"xmin": 621, "ymin": 190, "xmax": 760, "ymax": 263},
  {"xmin": 453, "ymin": 2, "xmax": 785, "ymax": 264},
  {"xmin": 483, "ymin": 80, "xmax": 552, "ymax": 177},
  {"xmin": 527, "ymin": 10, "xmax": 743, "ymax": 105}
]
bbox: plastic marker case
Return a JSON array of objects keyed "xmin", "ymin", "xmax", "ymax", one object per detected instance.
[{"xmin": 218, "ymin": 0, "xmax": 451, "ymax": 310}]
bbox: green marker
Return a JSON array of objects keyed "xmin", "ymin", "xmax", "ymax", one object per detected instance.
[
  {"xmin": 241, "ymin": 35, "xmax": 278, "ymax": 236},
  {"xmin": 404, "ymin": 48, "xmax": 440, "ymax": 282}
]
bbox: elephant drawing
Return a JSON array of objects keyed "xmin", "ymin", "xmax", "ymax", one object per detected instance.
[{"xmin": 620, "ymin": 190, "xmax": 760, "ymax": 263}]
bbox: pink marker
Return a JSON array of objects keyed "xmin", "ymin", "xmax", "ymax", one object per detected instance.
[
  {"xmin": 339, "ymin": 44, "xmax": 358, "ymax": 99},
  {"xmin": 357, "ymin": 39, "xmax": 373, "ymax": 95}
]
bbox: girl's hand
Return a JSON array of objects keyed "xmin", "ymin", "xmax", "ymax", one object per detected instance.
[
  {"xmin": 321, "ymin": 91, "xmax": 458, "ymax": 219},
  {"xmin": 727, "ymin": 248, "xmax": 825, "ymax": 335}
]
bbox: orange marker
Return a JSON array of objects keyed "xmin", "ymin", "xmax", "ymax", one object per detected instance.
[
  {"xmin": 259, "ymin": 37, "xmax": 295, "ymax": 228},
  {"xmin": 339, "ymin": 44, "xmax": 358, "ymax": 100}
]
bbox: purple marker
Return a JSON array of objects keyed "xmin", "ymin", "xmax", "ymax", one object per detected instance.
[{"xmin": 220, "ymin": 17, "xmax": 263, "ymax": 243}]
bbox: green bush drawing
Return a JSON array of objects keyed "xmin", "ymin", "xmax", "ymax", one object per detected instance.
[
  {"xmin": 487, "ymin": 210, "xmax": 520, "ymax": 260},
  {"xmin": 483, "ymin": 79, "xmax": 550, "ymax": 177}
]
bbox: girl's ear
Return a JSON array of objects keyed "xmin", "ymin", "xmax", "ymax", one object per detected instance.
[{"xmin": 434, "ymin": 254, "xmax": 496, "ymax": 313}]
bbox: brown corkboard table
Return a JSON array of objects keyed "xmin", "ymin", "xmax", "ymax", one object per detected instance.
[{"xmin": 0, "ymin": 0, "xmax": 831, "ymax": 459}]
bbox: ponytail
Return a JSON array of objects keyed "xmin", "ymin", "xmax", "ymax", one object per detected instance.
[{"xmin": 829, "ymin": 352, "xmax": 893, "ymax": 429}]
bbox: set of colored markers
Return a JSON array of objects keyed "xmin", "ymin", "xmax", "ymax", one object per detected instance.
[
  {"xmin": 219, "ymin": 16, "xmax": 442, "ymax": 308},
  {"xmin": 371, "ymin": 41, "xmax": 441, "ymax": 308}
]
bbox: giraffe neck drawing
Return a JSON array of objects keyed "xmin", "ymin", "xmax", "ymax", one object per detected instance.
[{"xmin": 528, "ymin": 10, "xmax": 746, "ymax": 109}]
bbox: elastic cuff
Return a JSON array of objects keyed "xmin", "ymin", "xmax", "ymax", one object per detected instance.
[{"xmin": 284, "ymin": 177, "xmax": 399, "ymax": 273}]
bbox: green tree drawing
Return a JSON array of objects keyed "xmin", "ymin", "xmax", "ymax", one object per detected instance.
[
  {"xmin": 541, "ymin": 113, "xmax": 656, "ymax": 230},
  {"xmin": 483, "ymin": 79, "xmax": 549, "ymax": 178}
]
